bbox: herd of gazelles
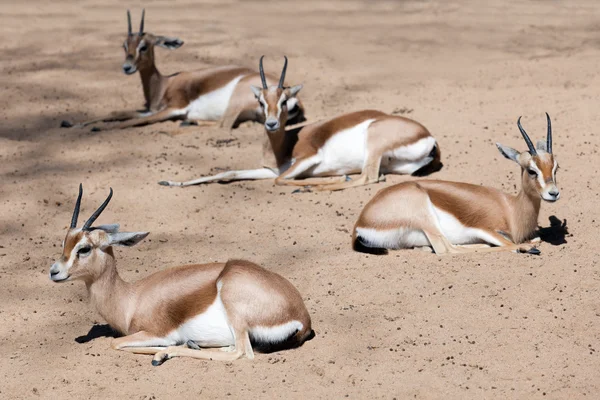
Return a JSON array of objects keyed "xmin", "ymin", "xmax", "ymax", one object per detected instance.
[{"xmin": 50, "ymin": 10, "xmax": 561, "ymax": 365}]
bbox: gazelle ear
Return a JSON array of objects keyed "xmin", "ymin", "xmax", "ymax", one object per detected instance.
[
  {"xmin": 287, "ymin": 84, "xmax": 303, "ymax": 97},
  {"xmin": 536, "ymin": 140, "xmax": 548, "ymax": 152},
  {"xmin": 154, "ymin": 36, "xmax": 184, "ymax": 49},
  {"xmin": 250, "ymin": 86, "xmax": 262, "ymax": 98},
  {"xmin": 106, "ymin": 232, "xmax": 149, "ymax": 247},
  {"xmin": 94, "ymin": 224, "xmax": 120, "ymax": 233},
  {"xmin": 496, "ymin": 143, "xmax": 520, "ymax": 163}
]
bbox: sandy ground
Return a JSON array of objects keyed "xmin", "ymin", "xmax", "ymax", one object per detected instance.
[{"xmin": 1, "ymin": 0, "xmax": 600, "ymax": 398}]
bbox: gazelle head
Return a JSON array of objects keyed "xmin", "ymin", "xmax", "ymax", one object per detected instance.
[
  {"xmin": 251, "ymin": 56, "xmax": 304, "ymax": 133},
  {"xmin": 49, "ymin": 185, "xmax": 149, "ymax": 283},
  {"xmin": 496, "ymin": 113, "xmax": 560, "ymax": 202},
  {"xmin": 121, "ymin": 9, "xmax": 184, "ymax": 75}
]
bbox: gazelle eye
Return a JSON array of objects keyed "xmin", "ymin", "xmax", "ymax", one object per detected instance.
[
  {"xmin": 139, "ymin": 45, "xmax": 148, "ymax": 52},
  {"xmin": 527, "ymin": 169, "xmax": 538, "ymax": 177},
  {"xmin": 78, "ymin": 246, "xmax": 91, "ymax": 256}
]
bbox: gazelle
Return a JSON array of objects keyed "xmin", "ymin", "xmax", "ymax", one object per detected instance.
[
  {"xmin": 49, "ymin": 185, "xmax": 313, "ymax": 365},
  {"xmin": 159, "ymin": 56, "xmax": 441, "ymax": 190},
  {"xmin": 63, "ymin": 10, "xmax": 305, "ymax": 131},
  {"xmin": 352, "ymin": 114, "xmax": 560, "ymax": 255}
]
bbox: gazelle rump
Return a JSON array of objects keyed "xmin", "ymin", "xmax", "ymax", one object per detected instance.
[
  {"xmin": 49, "ymin": 185, "xmax": 313, "ymax": 365},
  {"xmin": 353, "ymin": 114, "xmax": 560, "ymax": 255},
  {"xmin": 159, "ymin": 56, "xmax": 441, "ymax": 190},
  {"xmin": 64, "ymin": 10, "xmax": 305, "ymax": 131}
]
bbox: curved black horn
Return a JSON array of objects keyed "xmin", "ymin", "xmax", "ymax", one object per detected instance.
[
  {"xmin": 139, "ymin": 9, "xmax": 145, "ymax": 35},
  {"xmin": 127, "ymin": 10, "xmax": 132, "ymax": 35},
  {"xmin": 517, "ymin": 116, "xmax": 537, "ymax": 156},
  {"xmin": 70, "ymin": 184, "xmax": 83, "ymax": 229},
  {"xmin": 278, "ymin": 56, "xmax": 288, "ymax": 89},
  {"xmin": 259, "ymin": 55, "xmax": 267, "ymax": 89},
  {"xmin": 82, "ymin": 188, "xmax": 113, "ymax": 231},
  {"xmin": 546, "ymin": 112, "xmax": 552, "ymax": 154}
]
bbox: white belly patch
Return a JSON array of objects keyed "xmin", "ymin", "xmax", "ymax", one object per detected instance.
[
  {"xmin": 311, "ymin": 119, "xmax": 374, "ymax": 176},
  {"xmin": 166, "ymin": 294, "xmax": 234, "ymax": 348},
  {"xmin": 185, "ymin": 76, "xmax": 244, "ymax": 120},
  {"xmin": 431, "ymin": 206, "xmax": 503, "ymax": 246}
]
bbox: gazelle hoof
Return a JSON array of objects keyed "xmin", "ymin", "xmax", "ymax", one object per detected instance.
[
  {"xmin": 186, "ymin": 340, "xmax": 201, "ymax": 350},
  {"xmin": 527, "ymin": 248, "xmax": 541, "ymax": 255},
  {"xmin": 90, "ymin": 126, "xmax": 101, "ymax": 132},
  {"xmin": 180, "ymin": 120, "xmax": 198, "ymax": 127},
  {"xmin": 152, "ymin": 353, "xmax": 168, "ymax": 366},
  {"xmin": 60, "ymin": 120, "xmax": 73, "ymax": 128}
]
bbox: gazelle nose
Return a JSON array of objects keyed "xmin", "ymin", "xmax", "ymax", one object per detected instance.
[
  {"xmin": 50, "ymin": 269, "xmax": 59, "ymax": 277},
  {"xmin": 123, "ymin": 65, "xmax": 132, "ymax": 73},
  {"xmin": 265, "ymin": 120, "xmax": 279, "ymax": 130}
]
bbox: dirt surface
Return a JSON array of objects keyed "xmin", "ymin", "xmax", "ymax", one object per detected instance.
[{"xmin": 1, "ymin": 0, "xmax": 600, "ymax": 398}]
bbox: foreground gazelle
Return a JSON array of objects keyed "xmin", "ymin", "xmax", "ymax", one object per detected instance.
[
  {"xmin": 353, "ymin": 114, "xmax": 560, "ymax": 255},
  {"xmin": 49, "ymin": 185, "xmax": 313, "ymax": 365},
  {"xmin": 64, "ymin": 10, "xmax": 305, "ymax": 131},
  {"xmin": 159, "ymin": 56, "xmax": 441, "ymax": 190}
]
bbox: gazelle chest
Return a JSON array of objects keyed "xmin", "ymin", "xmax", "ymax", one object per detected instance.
[
  {"xmin": 185, "ymin": 76, "xmax": 244, "ymax": 120},
  {"xmin": 310, "ymin": 119, "xmax": 373, "ymax": 176}
]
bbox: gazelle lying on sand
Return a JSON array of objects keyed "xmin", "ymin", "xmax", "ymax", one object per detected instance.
[
  {"xmin": 353, "ymin": 114, "xmax": 560, "ymax": 255},
  {"xmin": 63, "ymin": 10, "xmax": 305, "ymax": 131},
  {"xmin": 159, "ymin": 56, "xmax": 441, "ymax": 191},
  {"xmin": 49, "ymin": 185, "xmax": 313, "ymax": 365}
]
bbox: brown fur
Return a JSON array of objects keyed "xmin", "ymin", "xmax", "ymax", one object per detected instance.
[{"xmin": 353, "ymin": 145, "xmax": 558, "ymax": 251}]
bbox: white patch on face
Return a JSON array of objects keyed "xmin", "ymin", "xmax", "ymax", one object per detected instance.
[
  {"xmin": 286, "ymin": 97, "xmax": 298, "ymax": 115},
  {"xmin": 259, "ymin": 93, "xmax": 268, "ymax": 118},
  {"xmin": 552, "ymin": 160, "xmax": 558, "ymax": 182},
  {"xmin": 528, "ymin": 161, "xmax": 545, "ymax": 189},
  {"xmin": 277, "ymin": 93, "xmax": 287, "ymax": 120},
  {"xmin": 136, "ymin": 40, "xmax": 146, "ymax": 54}
]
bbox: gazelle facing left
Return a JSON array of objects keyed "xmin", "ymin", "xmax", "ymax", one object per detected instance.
[
  {"xmin": 353, "ymin": 114, "xmax": 560, "ymax": 255},
  {"xmin": 63, "ymin": 10, "xmax": 305, "ymax": 131},
  {"xmin": 49, "ymin": 185, "xmax": 313, "ymax": 365},
  {"xmin": 159, "ymin": 56, "xmax": 441, "ymax": 190}
]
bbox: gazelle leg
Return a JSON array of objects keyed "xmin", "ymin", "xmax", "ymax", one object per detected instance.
[
  {"xmin": 274, "ymin": 155, "xmax": 349, "ymax": 186},
  {"xmin": 95, "ymin": 108, "xmax": 181, "ymax": 131},
  {"xmin": 110, "ymin": 331, "xmax": 174, "ymax": 355},
  {"xmin": 71, "ymin": 110, "xmax": 145, "ymax": 128},
  {"xmin": 159, "ymin": 168, "xmax": 278, "ymax": 187},
  {"xmin": 152, "ymin": 330, "xmax": 252, "ymax": 365},
  {"xmin": 315, "ymin": 154, "xmax": 383, "ymax": 191}
]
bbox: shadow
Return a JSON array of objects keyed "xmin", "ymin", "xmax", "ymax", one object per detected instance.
[
  {"xmin": 538, "ymin": 215, "xmax": 569, "ymax": 246},
  {"xmin": 75, "ymin": 324, "xmax": 120, "ymax": 344},
  {"xmin": 412, "ymin": 142, "xmax": 443, "ymax": 177}
]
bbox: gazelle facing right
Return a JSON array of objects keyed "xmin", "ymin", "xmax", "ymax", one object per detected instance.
[
  {"xmin": 353, "ymin": 114, "xmax": 560, "ymax": 255},
  {"xmin": 49, "ymin": 185, "xmax": 313, "ymax": 365}
]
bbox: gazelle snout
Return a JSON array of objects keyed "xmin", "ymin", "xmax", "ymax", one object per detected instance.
[
  {"xmin": 542, "ymin": 185, "xmax": 560, "ymax": 202},
  {"xmin": 49, "ymin": 261, "xmax": 69, "ymax": 282},
  {"xmin": 265, "ymin": 117, "xmax": 280, "ymax": 132},
  {"xmin": 122, "ymin": 60, "xmax": 136, "ymax": 75}
]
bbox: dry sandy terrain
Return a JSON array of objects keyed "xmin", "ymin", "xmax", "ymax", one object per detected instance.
[{"xmin": 1, "ymin": 0, "xmax": 600, "ymax": 398}]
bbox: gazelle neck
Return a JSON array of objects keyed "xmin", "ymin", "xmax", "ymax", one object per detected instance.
[
  {"xmin": 86, "ymin": 248, "xmax": 133, "ymax": 335},
  {"xmin": 138, "ymin": 60, "xmax": 165, "ymax": 111},
  {"xmin": 262, "ymin": 123, "xmax": 295, "ymax": 171},
  {"xmin": 511, "ymin": 170, "xmax": 542, "ymax": 243}
]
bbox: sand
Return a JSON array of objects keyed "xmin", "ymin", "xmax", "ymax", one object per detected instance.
[{"xmin": 1, "ymin": 0, "xmax": 599, "ymax": 398}]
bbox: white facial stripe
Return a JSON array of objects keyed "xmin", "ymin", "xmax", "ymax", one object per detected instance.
[
  {"xmin": 552, "ymin": 160, "xmax": 558, "ymax": 181},
  {"xmin": 137, "ymin": 40, "xmax": 146, "ymax": 53},
  {"xmin": 259, "ymin": 94, "xmax": 268, "ymax": 116},
  {"xmin": 277, "ymin": 94, "xmax": 287, "ymax": 119},
  {"xmin": 528, "ymin": 161, "xmax": 545, "ymax": 188},
  {"xmin": 67, "ymin": 237, "xmax": 90, "ymax": 268}
]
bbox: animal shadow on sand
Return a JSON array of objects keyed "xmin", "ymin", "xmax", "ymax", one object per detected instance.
[
  {"xmin": 75, "ymin": 324, "xmax": 120, "ymax": 344},
  {"xmin": 538, "ymin": 215, "xmax": 569, "ymax": 246}
]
